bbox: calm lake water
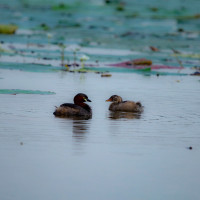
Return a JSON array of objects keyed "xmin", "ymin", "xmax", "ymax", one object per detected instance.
[
  {"xmin": 0, "ymin": 69, "xmax": 200, "ymax": 200},
  {"xmin": 0, "ymin": 0, "xmax": 200, "ymax": 199}
]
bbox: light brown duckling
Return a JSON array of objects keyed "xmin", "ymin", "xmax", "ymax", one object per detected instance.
[
  {"xmin": 106, "ymin": 95, "xmax": 143, "ymax": 113},
  {"xmin": 53, "ymin": 93, "xmax": 92, "ymax": 119}
]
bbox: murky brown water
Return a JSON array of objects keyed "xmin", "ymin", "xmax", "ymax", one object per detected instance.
[{"xmin": 0, "ymin": 69, "xmax": 200, "ymax": 200}]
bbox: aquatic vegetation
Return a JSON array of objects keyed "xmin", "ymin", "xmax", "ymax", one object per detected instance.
[
  {"xmin": 39, "ymin": 23, "xmax": 50, "ymax": 31},
  {"xmin": 0, "ymin": 0, "xmax": 199, "ymax": 76},
  {"xmin": 0, "ymin": 24, "xmax": 18, "ymax": 34},
  {"xmin": 52, "ymin": 3, "xmax": 71, "ymax": 11},
  {"xmin": 57, "ymin": 20, "xmax": 81, "ymax": 28},
  {"xmin": 107, "ymin": 59, "xmax": 183, "ymax": 70},
  {"xmin": 0, "ymin": 89, "xmax": 55, "ymax": 95},
  {"xmin": 176, "ymin": 14, "xmax": 200, "ymax": 21},
  {"xmin": 72, "ymin": 48, "xmax": 80, "ymax": 66},
  {"xmin": 0, "ymin": 45, "xmax": 7, "ymax": 53},
  {"xmin": 80, "ymin": 55, "xmax": 90, "ymax": 68},
  {"xmin": 58, "ymin": 43, "xmax": 66, "ymax": 66},
  {"xmin": 116, "ymin": 2, "xmax": 125, "ymax": 11}
]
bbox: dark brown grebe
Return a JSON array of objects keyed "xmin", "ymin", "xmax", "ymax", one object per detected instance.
[{"xmin": 54, "ymin": 93, "xmax": 92, "ymax": 119}]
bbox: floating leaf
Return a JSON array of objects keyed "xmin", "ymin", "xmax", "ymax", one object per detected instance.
[
  {"xmin": 0, "ymin": 89, "xmax": 55, "ymax": 95},
  {"xmin": 0, "ymin": 63, "xmax": 62, "ymax": 73},
  {"xmin": 0, "ymin": 24, "xmax": 18, "ymax": 34},
  {"xmin": 107, "ymin": 59, "xmax": 182, "ymax": 70}
]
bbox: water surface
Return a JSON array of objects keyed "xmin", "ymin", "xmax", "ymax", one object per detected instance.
[
  {"xmin": 0, "ymin": 69, "xmax": 200, "ymax": 200},
  {"xmin": 0, "ymin": 0, "xmax": 200, "ymax": 199}
]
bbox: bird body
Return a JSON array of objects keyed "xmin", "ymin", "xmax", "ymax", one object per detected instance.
[
  {"xmin": 53, "ymin": 93, "xmax": 92, "ymax": 119},
  {"xmin": 106, "ymin": 95, "xmax": 143, "ymax": 113}
]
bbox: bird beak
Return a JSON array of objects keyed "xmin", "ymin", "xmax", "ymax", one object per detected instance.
[
  {"xmin": 106, "ymin": 98, "xmax": 111, "ymax": 102},
  {"xmin": 84, "ymin": 97, "xmax": 91, "ymax": 102}
]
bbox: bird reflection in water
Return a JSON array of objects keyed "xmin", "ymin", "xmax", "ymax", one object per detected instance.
[
  {"xmin": 72, "ymin": 119, "xmax": 90, "ymax": 145},
  {"xmin": 56, "ymin": 116, "xmax": 90, "ymax": 144},
  {"xmin": 71, "ymin": 119, "xmax": 91, "ymax": 154},
  {"xmin": 108, "ymin": 111, "xmax": 141, "ymax": 120},
  {"xmin": 73, "ymin": 119, "xmax": 89, "ymax": 134}
]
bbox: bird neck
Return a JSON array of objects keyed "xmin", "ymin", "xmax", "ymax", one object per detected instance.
[
  {"xmin": 75, "ymin": 101, "xmax": 86, "ymax": 107},
  {"xmin": 113, "ymin": 101, "xmax": 120, "ymax": 104}
]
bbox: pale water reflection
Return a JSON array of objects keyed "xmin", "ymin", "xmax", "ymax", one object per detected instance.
[{"xmin": 72, "ymin": 120, "xmax": 90, "ymax": 135}]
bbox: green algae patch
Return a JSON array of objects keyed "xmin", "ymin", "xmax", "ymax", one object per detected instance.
[
  {"xmin": 0, "ymin": 89, "xmax": 55, "ymax": 95},
  {"xmin": 52, "ymin": 3, "xmax": 72, "ymax": 11},
  {"xmin": 0, "ymin": 24, "xmax": 18, "ymax": 34}
]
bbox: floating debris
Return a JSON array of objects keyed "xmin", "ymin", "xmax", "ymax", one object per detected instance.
[
  {"xmin": 101, "ymin": 73, "xmax": 112, "ymax": 77},
  {"xmin": 149, "ymin": 46, "xmax": 159, "ymax": 52},
  {"xmin": 132, "ymin": 58, "xmax": 152, "ymax": 66}
]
